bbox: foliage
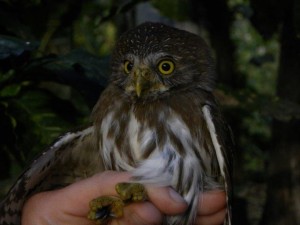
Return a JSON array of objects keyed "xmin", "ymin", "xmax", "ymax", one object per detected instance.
[
  {"xmin": 0, "ymin": 0, "xmax": 111, "ymax": 188},
  {"xmin": 152, "ymin": 0, "xmax": 189, "ymax": 20}
]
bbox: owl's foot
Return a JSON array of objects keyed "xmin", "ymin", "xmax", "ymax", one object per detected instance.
[
  {"xmin": 116, "ymin": 182, "xmax": 148, "ymax": 202},
  {"xmin": 87, "ymin": 183, "xmax": 147, "ymax": 224},
  {"xmin": 87, "ymin": 196, "xmax": 124, "ymax": 224}
]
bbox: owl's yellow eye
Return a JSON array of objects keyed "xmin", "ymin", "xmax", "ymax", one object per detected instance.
[
  {"xmin": 124, "ymin": 60, "xmax": 134, "ymax": 74},
  {"xmin": 158, "ymin": 60, "xmax": 175, "ymax": 75}
]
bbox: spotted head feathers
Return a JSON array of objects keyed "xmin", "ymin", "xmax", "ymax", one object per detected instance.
[{"xmin": 110, "ymin": 22, "xmax": 216, "ymax": 99}]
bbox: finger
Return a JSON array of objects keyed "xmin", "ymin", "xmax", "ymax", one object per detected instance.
[
  {"xmin": 55, "ymin": 171, "xmax": 132, "ymax": 216},
  {"xmin": 198, "ymin": 191, "xmax": 226, "ymax": 216},
  {"xmin": 195, "ymin": 208, "xmax": 227, "ymax": 225},
  {"xmin": 22, "ymin": 192, "xmax": 94, "ymax": 225},
  {"xmin": 112, "ymin": 202, "xmax": 163, "ymax": 225},
  {"xmin": 146, "ymin": 186, "xmax": 188, "ymax": 215}
]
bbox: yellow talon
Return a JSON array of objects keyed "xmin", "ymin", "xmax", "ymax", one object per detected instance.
[
  {"xmin": 87, "ymin": 183, "xmax": 147, "ymax": 224},
  {"xmin": 88, "ymin": 196, "xmax": 124, "ymax": 224},
  {"xmin": 115, "ymin": 182, "xmax": 148, "ymax": 202}
]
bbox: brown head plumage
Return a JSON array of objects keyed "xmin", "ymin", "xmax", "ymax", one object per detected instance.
[{"xmin": 110, "ymin": 22, "xmax": 216, "ymax": 101}]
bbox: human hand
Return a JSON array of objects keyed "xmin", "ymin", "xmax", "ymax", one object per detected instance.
[
  {"xmin": 195, "ymin": 190, "xmax": 227, "ymax": 225},
  {"xmin": 22, "ymin": 171, "xmax": 226, "ymax": 225}
]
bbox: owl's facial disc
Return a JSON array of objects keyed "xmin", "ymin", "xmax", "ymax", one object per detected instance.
[
  {"xmin": 125, "ymin": 66, "xmax": 168, "ymax": 97},
  {"xmin": 124, "ymin": 59, "xmax": 173, "ymax": 98}
]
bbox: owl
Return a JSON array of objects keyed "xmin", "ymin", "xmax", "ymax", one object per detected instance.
[{"xmin": 0, "ymin": 22, "xmax": 233, "ymax": 225}]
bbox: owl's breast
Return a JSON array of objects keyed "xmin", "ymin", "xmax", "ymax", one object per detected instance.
[
  {"xmin": 97, "ymin": 99, "xmax": 212, "ymax": 176},
  {"xmin": 98, "ymin": 105, "xmax": 158, "ymax": 171}
]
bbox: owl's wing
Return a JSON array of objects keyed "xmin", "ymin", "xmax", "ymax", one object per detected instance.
[
  {"xmin": 202, "ymin": 105, "xmax": 234, "ymax": 225},
  {"xmin": 0, "ymin": 126, "xmax": 103, "ymax": 225}
]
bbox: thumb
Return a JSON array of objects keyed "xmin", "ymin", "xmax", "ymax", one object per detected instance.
[{"xmin": 146, "ymin": 186, "xmax": 188, "ymax": 215}]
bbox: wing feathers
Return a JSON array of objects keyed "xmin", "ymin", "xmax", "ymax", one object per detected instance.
[
  {"xmin": 202, "ymin": 105, "xmax": 233, "ymax": 225},
  {"xmin": 0, "ymin": 126, "xmax": 100, "ymax": 225}
]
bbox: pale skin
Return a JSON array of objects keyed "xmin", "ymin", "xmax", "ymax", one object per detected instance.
[{"xmin": 22, "ymin": 171, "xmax": 226, "ymax": 225}]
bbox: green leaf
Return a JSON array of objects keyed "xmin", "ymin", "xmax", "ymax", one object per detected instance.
[
  {"xmin": 0, "ymin": 35, "xmax": 38, "ymax": 60},
  {"xmin": 151, "ymin": 0, "xmax": 189, "ymax": 21},
  {"xmin": 0, "ymin": 70, "xmax": 15, "ymax": 83},
  {"xmin": 24, "ymin": 49, "xmax": 109, "ymax": 106},
  {"xmin": 0, "ymin": 84, "xmax": 21, "ymax": 97}
]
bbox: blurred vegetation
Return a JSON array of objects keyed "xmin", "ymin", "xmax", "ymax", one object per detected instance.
[{"xmin": 0, "ymin": 0, "xmax": 299, "ymax": 224}]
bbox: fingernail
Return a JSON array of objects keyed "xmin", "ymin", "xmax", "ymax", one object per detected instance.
[{"xmin": 168, "ymin": 188, "xmax": 186, "ymax": 203}]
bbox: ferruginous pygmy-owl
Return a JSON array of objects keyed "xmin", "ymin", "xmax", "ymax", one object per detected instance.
[{"xmin": 0, "ymin": 22, "xmax": 233, "ymax": 225}]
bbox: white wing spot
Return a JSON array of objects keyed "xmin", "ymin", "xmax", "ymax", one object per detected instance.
[{"xmin": 202, "ymin": 105, "xmax": 225, "ymax": 178}]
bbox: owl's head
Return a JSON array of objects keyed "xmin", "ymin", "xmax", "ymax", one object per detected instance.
[{"xmin": 111, "ymin": 22, "xmax": 215, "ymax": 99}]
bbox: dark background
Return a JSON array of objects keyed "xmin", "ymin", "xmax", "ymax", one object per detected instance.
[{"xmin": 0, "ymin": 0, "xmax": 299, "ymax": 224}]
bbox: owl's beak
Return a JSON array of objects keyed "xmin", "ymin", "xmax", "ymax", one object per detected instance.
[
  {"xmin": 135, "ymin": 77, "xmax": 142, "ymax": 97},
  {"xmin": 134, "ymin": 67, "xmax": 151, "ymax": 97}
]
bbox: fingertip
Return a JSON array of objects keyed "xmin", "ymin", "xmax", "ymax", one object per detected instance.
[
  {"xmin": 198, "ymin": 190, "xmax": 226, "ymax": 216},
  {"xmin": 168, "ymin": 188, "xmax": 187, "ymax": 204},
  {"xmin": 195, "ymin": 208, "xmax": 227, "ymax": 225},
  {"xmin": 123, "ymin": 202, "xmax": 163, "ymax": 225},
  {"xmin": 146, "ymin": 186, "xmax": 188, "ymax": 215}
]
